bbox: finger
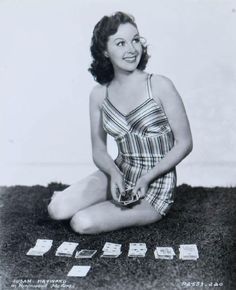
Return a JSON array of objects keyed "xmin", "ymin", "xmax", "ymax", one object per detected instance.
[
  {"xmin": 140, "ymin": 188, "xmax": 146, "ymax": 198},
  {"xmin": 111, "ymin": 184, "xmax": 119, "ymax": 201},
  {"xmin": 132, "ymin": 186, "xmax": 138, "ymax": 195},
  {"xmin": 115, "ymin": 186, "xmax": 120, "ymax": 195},
  {"xmin": 117, "ymin": 184, "xmax": 125, "ymax": 195},
  {"xmin": 110, "ymin": 183, "xmax": 116, "ymax": 193},
  {"xmin": 122, "ymin": 181, "xmax": 126, "ymax": 192}
]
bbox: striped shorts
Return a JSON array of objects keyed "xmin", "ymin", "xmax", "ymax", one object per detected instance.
[{"xmin": 115, "ymin": 154, "xmax": 176, "ymax": 216}]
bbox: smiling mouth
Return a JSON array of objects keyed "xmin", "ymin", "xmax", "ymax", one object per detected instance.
[{"xmin": 123, "ymin": 56, "xmax": 137, "ymax": 63}]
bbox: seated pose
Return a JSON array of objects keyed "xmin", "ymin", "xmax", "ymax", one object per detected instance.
[{"xmin": 48, "ymin": 11, "xmax": 193, "ymax": 234}]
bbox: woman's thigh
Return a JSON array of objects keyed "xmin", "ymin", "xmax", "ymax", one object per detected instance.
[
  {"xmin": 48, "ymin": 170, "xmax": 111, "ymax": 220},
  {"xmin": 70, "ymin": 199, "xmax": 162, "ymax": 234}
]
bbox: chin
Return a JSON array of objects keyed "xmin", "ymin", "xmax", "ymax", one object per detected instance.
[
  {"xmin": 122, "ymin": 62, "xmax": 139, "ymax": 72},
  {"xmin": 121, "ymin": 67, "xmax": 137, "ymax": 74}
]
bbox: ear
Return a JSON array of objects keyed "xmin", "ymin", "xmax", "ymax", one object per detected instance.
[{"xmin": 104, "ymin": 51, "xmax": 109, "ymax": 58}]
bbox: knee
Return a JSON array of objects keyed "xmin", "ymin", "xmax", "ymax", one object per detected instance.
[
  {"xmin": 47, "ymin": 199, "xmax": 68, "ymax": 220},
  {"xmin": 70, "ymin": 212, "xmax": 100, "ymax": 235}
]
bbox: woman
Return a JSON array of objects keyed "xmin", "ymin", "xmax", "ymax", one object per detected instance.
[{"xmin": 48, "ymin": 11, "xmax": 193, "ymax": 234}]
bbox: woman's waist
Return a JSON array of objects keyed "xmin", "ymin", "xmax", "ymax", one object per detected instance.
[{"xmin": 115, "ymin": 152, "xmax": 163, "ymax": 168}]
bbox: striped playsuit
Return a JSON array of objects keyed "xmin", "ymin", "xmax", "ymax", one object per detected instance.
[{"xmin": 102, "ymin": 74, "xmax": 176, "ymax": 215}]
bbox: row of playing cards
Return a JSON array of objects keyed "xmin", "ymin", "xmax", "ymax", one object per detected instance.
[{"xmin": 26, "ymin": 239, "xmax": 199, "ymax": 260}]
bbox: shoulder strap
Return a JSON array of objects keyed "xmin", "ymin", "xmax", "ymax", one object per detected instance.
[
  {"xmin": 147, "ymin": 74, "xmax": 167, "ymax": 112},
  {"xmin": 146, "ymin": 73, "xmax": 154, "ymax": 99},
  {"xmin": 105, "ymin": 84, "xmax": 109, "ymax": 99}
]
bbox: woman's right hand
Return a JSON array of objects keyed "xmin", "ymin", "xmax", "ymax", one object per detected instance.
[{"xmin": 110, "ymin": 170, "xmax": 126, "ymax": 203}]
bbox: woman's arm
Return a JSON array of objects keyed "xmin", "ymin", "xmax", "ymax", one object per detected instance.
[
  {"xmin": 89, "ymin": 85, "xmax": 125, "ymax": 198},
  {"xmin": 145, "ymin": 75, "xmax": 193, "ymax": 181},
  {"xmin": 133, "ymin": 75, "xmax": 193, "ymax": 196}
]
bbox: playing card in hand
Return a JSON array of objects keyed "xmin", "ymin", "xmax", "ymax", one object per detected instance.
[{"xmin": 118, "ymin": 189, "xmax": 139, "ymax": 206}]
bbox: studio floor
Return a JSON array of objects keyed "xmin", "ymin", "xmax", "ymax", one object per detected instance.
[
  {"xmin": 0, "ymin": 183, "xmax": 236, "ymax": 290},
  {"xmin": 0, "ymin": 161, "xmax": 236, "ymax": 289}
]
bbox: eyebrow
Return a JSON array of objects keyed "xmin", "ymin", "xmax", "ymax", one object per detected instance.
[{"xmin": 113, "ymin": 33, "xmax": 139, "ymax": 42}]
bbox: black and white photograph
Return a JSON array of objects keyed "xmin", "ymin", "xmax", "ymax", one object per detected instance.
[{"xmin": 0, "ymin": 0, "xmax": 235, "ymax": 289}]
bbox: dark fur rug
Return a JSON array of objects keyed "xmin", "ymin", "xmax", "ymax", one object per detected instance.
[{"xmin": 0, "ymin": 183, "xmax": 235, "ymax": 290}]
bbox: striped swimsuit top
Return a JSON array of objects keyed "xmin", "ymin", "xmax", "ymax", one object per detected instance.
[{"xmin": 102, "ymin": 73, "xmax": 175, "ymax": 168}]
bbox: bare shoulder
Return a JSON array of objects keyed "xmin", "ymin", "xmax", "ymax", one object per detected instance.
[
  {"xmin": 150, "ymin": 74, "xmax": 186, "ymax": 114},
  {"xmin": 89, "ymin": 84, "xmax": 107, "ymax": 109},
  {"xmin": 150, "ymin": 74, "xmax": 178, "ymax": 101}
]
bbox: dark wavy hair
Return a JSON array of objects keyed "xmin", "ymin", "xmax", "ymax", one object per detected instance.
[{"xmin": 88, "ymin": 11, "xmax": 150, "ymax": 85}]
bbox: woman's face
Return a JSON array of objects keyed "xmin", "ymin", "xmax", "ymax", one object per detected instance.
[{"xmin": 105, "ymin": 23, "xmax": 143, "ymax": 73}]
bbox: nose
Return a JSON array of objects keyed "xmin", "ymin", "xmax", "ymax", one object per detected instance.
[{"xmin": 126, "ymin": 42, "xmax": 137, "ymax": 54}]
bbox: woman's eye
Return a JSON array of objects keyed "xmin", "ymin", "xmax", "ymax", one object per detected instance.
[
  {"xmin": 133, "ymin": 38, "xmax": 140, "ymax": 44},
  {"xmin": 117, "ymin": 41, "xmax": 125, "ymax": 47}
]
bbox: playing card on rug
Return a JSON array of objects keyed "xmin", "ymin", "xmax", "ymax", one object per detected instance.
[
  {"xmin": 102, "ymin": 242, "xmax": 121, "ymax": 252},
  {"xmin": 129, "ymin": 243, "xmax": 147, "ymax": 249},
  {"xmin": 179, "ymin": 244, "xmax": 199, "ymax": 260},
  {"xmin": 75, "ymin": 250, "xmax": 97, "ymax": 259},
  {"xmin": 154, "ymin": 253, "xmax": 174, "ymax": 260},
  {"xmin": 26, "ymin": 239, "xmax": 53, "ymax": 256},
  {"xmin": 101, "ymin": 248, "xmax": 122, "ymax": 258},
  {"xmin": 155, "ymin": 247, "xmax": 175, "ymax": 256},
  {"xmin": 67, "ymin": 265, "xmax": 91, "ymax": 277},
  {"xmin": 55, "ymin": 242, "xmax": 79, "ymax": 257},
  {"xmin": 128, "ymin": 243, "xmax": 147, "ymax": 257},
  {"xmin": 100, "ymin": 252, "xmax": 122, "ymax": 258},
  {"xmin": 128, "ymin": 251, "xmax": 146, "ymax": 257},
  {"xmin": 154, "ymin": 247, "xmax": 175, "ymax": 260},
  {"xmin": 128, "ymin": 248, "xmax": 147, "ymax": 257},
  {"xmin": 101, "ymin": 242, "xmax": 122, "ymax": 258}
]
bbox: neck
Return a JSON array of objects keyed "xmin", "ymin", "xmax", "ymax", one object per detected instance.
[{"xmin": 112, "ymin": 69, "xmax": 144, "ymax": 86}]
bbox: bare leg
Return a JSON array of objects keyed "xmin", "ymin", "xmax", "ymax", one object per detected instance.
[
  {"xmin": 70, "ymin": 199, "xmax": 162, "ymax": 234},
  {"xmin": 48, "ymin": 170, "xmax": 111, "ymax": 220}
]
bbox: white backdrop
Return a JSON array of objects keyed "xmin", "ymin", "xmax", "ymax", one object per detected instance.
[{"xmin": 0, "ymin": 0, "xmax": 235, "ymax": 186}]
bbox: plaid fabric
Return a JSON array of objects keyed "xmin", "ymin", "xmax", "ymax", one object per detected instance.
[{"xmin": 102, "ymin": 74, "xmax": 176, "ymax": 215}]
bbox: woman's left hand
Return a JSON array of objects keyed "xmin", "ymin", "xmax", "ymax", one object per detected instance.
[{"xmin": 132, "ymin": 176, "xmax": 150, "ymax": 199}]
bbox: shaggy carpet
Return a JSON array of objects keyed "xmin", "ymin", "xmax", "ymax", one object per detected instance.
[{"xmin": 0, "ymin": 183, "xmax": 235, "ymax": 290}]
